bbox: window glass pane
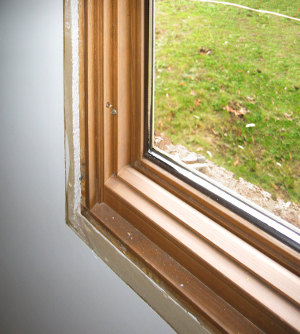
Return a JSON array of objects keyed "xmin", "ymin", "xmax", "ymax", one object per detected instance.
[{"xmin": 151, "ymin": 0, "xmax": 300, "ymax": 238}]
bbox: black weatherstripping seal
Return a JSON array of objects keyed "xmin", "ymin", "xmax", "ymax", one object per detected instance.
[{"xmin": 145, "ymin": 149, "xmax": 300, "ymax": 253}]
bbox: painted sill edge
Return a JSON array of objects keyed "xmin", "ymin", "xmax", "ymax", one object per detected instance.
[{"xmin": 66, "ymin": 207, "xmax": 213, "ymax": 334}]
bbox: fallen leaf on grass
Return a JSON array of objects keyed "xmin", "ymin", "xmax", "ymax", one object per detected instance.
[
  {"xmin": 283, "ymin": 113, "xmax": 293, "ymax": 120},
  {"xmin": 233, "ymin": 157, "xmax": 239, "ymax": 166},
  {"xmin": 238, "ymin": 107, "xmax": 248, "ymax": 116},
  {"xmin": 226, "ymin": 104, "xmax": 248, "ymax": 117},
  {"xmin": 246, "ymin": 123, "xmax": 255, "ymax": 128},
  {"xmin": 190, "ymin": 90, "xmax": 197, "ymax": 96},
  {"xmin": 212, "ymin": 129, "xmax": 219, "ymax": 137},
  {"xmin": 226, "ymin": 105, "xmax": 234, "ymax": 113},
  {"xmin": 179, "ymin": 82, "xmax": 187, "ymax": 86},
  {"xmin": 194, "ymin": 98, "xmax": 200, "ymax": 107},
  {"xmin": 246, "ymin": 96, "xmax": 255, "ymax": 103},
  {"xmin": 198, "ymin": 47, "xmax": 212, "ymax": 55}
]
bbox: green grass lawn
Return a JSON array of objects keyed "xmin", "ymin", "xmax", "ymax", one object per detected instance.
[{"xmin": 154, "ymin": 0, "xmax": 300, "ymax": 205}]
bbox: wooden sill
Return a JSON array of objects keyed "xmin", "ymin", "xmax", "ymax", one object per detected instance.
[
  {"xmin": 89, "ymin": 166, "xmax": 300, "ymax": 333},
  {"xmin": 88, "ymin": 203, "xmax": 261, "ymax": 334},
  {"xmin": 138, "ymin": 157, "xmax": 300, "ymax": 276}
]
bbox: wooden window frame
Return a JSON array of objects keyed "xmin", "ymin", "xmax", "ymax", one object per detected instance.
[{"xmin": 64, "ymin": 0, "xmax": 300, "ymax": 333}]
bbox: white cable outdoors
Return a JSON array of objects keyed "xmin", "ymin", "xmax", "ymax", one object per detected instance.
[{"xmin": 193, "ymin": 0, "xmax": 300, "ymax": 22}]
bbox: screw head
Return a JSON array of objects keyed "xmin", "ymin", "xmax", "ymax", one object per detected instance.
[{"xmin": 111, "ymin": 109, "xmax": 117, "ymax": 115}]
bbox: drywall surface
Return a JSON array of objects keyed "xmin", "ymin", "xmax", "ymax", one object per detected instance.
[{"xmin": 0, "ymin": 1, "xmax": 175, "ymax": 333}]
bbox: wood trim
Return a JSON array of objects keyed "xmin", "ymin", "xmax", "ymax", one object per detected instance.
[
  {"xmin": 103, "ymin": 170, "xmax": 300, "ymax": 333},
  {"xmin": 88, "ymin": 203, "xmax": 264, "ymax": 334},
  {"xmin": 130, "ymin": 0, "xmax": 145, "ymax": 164},
  {"xmin": 116, "ymin": 0, "xmax": 131, "ymax": 172},
  {"xmin": 117, "ymin": 166, "xmax": 300, "ymax": 308},
  {"xmin": 79, "ymin": 0, "xmax": 300, "ymax": 332},
  {"xmin": 84, "ymin": 0, "xmax": 98, "ymax": 208},
  {"xmin": 94, "ymin": 0, "xmax": 103, "ymax": 204},
  {"xmin": 136, "ymin": 158, "xmax": 300, "ymax": 276},
  {"xmin": 102, "ymin": 0, "xmax": 114, "ymax": 186}
]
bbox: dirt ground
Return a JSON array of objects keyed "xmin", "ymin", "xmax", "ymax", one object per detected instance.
[{"xmin": 154, "ymin": 133, "xmax": 300, "ymax": 229}]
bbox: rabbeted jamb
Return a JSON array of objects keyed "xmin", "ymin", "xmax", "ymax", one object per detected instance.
[
  {"xmin": 129, "ymin": 0, "xmax": 146, "ymax": 165},
  {"xmin": 82, "ymin": 0, "xmax": 146, "ymax": 209},
  {"xmin": 113, "ymin": 0, "xmax": 145, "ymax": 172}
]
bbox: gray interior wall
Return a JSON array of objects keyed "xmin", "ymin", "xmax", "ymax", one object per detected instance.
[{"xmin": 0, "ymin": 1, "xmax": 175, "ymax": 333}]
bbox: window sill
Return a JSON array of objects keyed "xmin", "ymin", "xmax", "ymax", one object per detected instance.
[
  {"xmin": 97, "ymin": 166, "xmax": 300, "ymax": 333},
  {"xmin": 66, "ymin": 164, "xmax": 300, "ymax": 332}
]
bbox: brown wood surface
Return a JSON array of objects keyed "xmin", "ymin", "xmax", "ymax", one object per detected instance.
[
  {"xmin": 130, "ymin": 0, "xmax": 145, "ymax": 164},
  {"xmin": 104, "ymin": 172, "xmax": 300, "ymax": 334},
  {"xmin": 118, "ymin": 166, "xmax": 300, "ymax": 308},
  {"xmin": 89, "ymin": 203, "xmax": 265, "ymax": 334},
  {"xmin": 138, "ymin": 157, "xmax": 300, "ymax": 276},
  {"xmin": 79, "ymin": 0, "xmax": 300, "ymax": 332},
  {"xmin": 94, "ymin": 0, "xmax": 103, "ymax": 203},
  {"xmin": 84, "ymin": 0, "xmax": 97, "ymax": 208},
  {"xmin": 102, "ymin": 0, "xmax": 114, "ymax": 186},
  {"xmin": 116, "ymin": 0, "xmax": 131, "ymax": 172}
]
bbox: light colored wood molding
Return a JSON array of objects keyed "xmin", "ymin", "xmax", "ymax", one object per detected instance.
[
  {"xmin": 129, "ymin": 0, "xmax": 145, "ymax": 164},
  {"xmin": 89, "ymin": 203, "xmax": 263, "ymax": 334},
  {"xmin": 117, "ymin": 166, "xmax": 300, "ymax": 308},
  {"xmin": 85, "ymin": 0, "xmax": 97, "ymax": 208},
  {"xmin": 137, "ymin": 157, "xmax": 300, "ymax": 275},
  {"xmin": 116, "ymin": 0, "xmax": 131, "ymax": 172},
  {"xmin": 104, "ymin": 170, "xmax": 300, "ymax": 333}
]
